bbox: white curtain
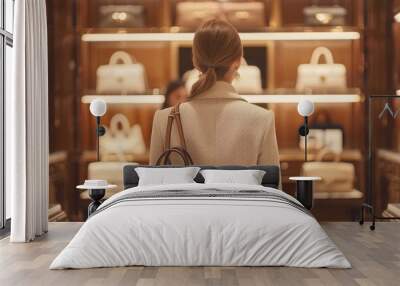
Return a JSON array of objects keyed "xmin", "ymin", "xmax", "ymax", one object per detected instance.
[{"xmin": 7, "ymin": 0, "xmax": 49, "ymax": 242}]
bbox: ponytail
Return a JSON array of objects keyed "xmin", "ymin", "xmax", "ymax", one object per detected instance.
[
  {"xmin": 190, "ymin": 67, "xmax": 217, "ymax": 98},
  {"xmin": 189, "ymin": 19, "xmax": 242, "ymax": 99}
]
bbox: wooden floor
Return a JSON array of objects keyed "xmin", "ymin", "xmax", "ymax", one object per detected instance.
[{"xmin": 0, "ymin": 222, "xmax": 399, "ymax": 286}]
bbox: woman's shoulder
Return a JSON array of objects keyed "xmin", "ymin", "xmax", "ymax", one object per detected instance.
[
  {"xmin": 155, "ymin": 102, "xmax": 193, "ymax": 117},
  {"xmin": 235, "ymin": 100, "xmax": 274, "ymax": 120},
  {"xmin": 154, "ymin": 106, "xmax": 173, "ymax": 119},
  {"xmin": 153, "ymin": 104, "xmax": 191, "ymax": 125}
]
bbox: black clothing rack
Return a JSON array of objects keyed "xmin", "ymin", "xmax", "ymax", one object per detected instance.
[
  {"xmin": 359, "ymin": 1, "xmax": 400, "ymax": 230},
  {"xmin": 360, "ymin": 96, "xmax": 400, "ymax": 230}
]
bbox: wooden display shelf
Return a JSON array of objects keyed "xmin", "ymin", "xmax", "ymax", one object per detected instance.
[
  {"xmin": 80, "ymin": 26, "xmax": 362, "ymax": 34},
  {"xmin": 81, "ymin": 28, "xmax": 361, "ymax": 43},
  {"xmin": 82, "ymin": 95, "xmax": 165, "ymax": 105},
  {"xmin": 243, "ymin": 88, "xmax": 362, "ymax": 103},
  {"xmin": 311, "ymin": 196, "xmax": 364, "ymax": 221},
  {"xmin": 280, "ymin": 148, "xmax": 363, "ymax": 162},
  {"xmin": 81, "ymin": 88, "xmax": 362, "ymax": 105},
  {"xmin": 81, "ymin": 150, "xmax": 149, "ymax": 165}
]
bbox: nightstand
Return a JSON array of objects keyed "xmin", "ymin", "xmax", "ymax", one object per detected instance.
[
  {"xmin": 77, "ymin": 180, "xmax": 116, "ymax": 217},
  {"xmin": 289, "ymin": 176, "xmax": 321, "ymax": 210}
]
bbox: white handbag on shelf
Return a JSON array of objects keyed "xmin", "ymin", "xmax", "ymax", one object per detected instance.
[
  {"xmin": 296, "ymin": 47, "xmax": 347, "ymax": 90},
  {"xmin": 233, "ymin": 59, "xmax": 263, "ymax": 94},
  {"xmin": 96, "ymin": 51, "xmax": 147, "ymax": 94},
  {"xmin": 183, "ymin": 68, "xmax": 201, "ymax": 94},
  {"xmin": 100, "ymin": 113, "xmax": 146, "ymax": 162},
  {"xmin": 299, "ymin": 128, "xmax": 343, "ymax": 153},
  {"xmin": 183, "ymin": 58, "xmax": 262, "ymax": 94}
]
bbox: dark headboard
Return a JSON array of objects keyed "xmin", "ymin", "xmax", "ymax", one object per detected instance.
[{"xmin": 123, "ymin": 165, "xmax": 280, "ymax": 190}]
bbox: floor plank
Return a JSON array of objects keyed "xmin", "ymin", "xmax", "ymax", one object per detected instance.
[{"xmin": 0, "ymin": 222, "xmax": 399, "ymax": 286}]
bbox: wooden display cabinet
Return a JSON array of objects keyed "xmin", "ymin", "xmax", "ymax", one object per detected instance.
[
  {"xmin": 281, "ymin": 148, "xmax": 365, "ymax": 221},
  {"xmin": 46, "ymin": 0, "xmax": 368, "ymax": 220}
]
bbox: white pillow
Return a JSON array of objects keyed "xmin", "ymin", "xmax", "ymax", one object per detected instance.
[
  {"xmin": 200, "ymin": 169, "xmax": 266, "ymax": 185},
  {"xmin": 136, "ymin": 167, "xmax": 201, "ymax": 186}
]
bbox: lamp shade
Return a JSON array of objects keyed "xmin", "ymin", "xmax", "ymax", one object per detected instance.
[
  {"xmin": 89, "ymin": 99, "xmax": 107, "ymax": 117},
  {"xmin": 297, "ymin": 99, "xmax": 314, "ymax": 117},
  {"xmin": 395, "ymin": 12, "xmax": 400, "ymax": 23}
]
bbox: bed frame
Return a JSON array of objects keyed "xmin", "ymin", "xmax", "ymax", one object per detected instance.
[{"xmin": 123, "ymin": 165, "xmax": 280, "ymax": 190}]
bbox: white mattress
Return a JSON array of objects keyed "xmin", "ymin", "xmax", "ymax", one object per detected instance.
[{"xmin": 50, "ymin": 183, "xmax": 351, "ymax": 269}]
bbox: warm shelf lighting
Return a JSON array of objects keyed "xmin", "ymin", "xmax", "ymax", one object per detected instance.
[
  {"xmin": 81, "ymin": 31, "xmax": 360, "ymax": 42},
  {"xmin": 242, "ymin": 94, "xmax": 362, "ymax": 104},
  {"xmin": 82, "ymin": 95, "xmax": 165, "ymax": 105}
]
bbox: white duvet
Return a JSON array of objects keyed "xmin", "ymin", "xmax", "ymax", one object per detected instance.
[{"xmin": 50, "ymin": 183, "xmax": 351, "ymax": 269}]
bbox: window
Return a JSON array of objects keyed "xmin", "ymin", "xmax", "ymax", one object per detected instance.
[
  {"xmin": 5, "ymin": 0, "xmax": 13, "ymax": 33},
  {"xmin": 1, "ymin": 0, "xmax": 14, "ymax": 231}
]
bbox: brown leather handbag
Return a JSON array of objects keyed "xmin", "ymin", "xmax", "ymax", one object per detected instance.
[
  {"xmin": 221, "ymin": 2, "xmax": 266, "ymax": 31},
  {"xmin": 175, "ymin": 1, "xmax": 267, "ymax": 31},
  {"xmin": 176, "ymin": 1, "xmax": 221, "ymax": 31},
  {"xmin": 155, "ymin": 104, "xmax": 193, "ymax": 166}
]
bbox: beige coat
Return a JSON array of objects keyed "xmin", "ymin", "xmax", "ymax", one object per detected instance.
[{"xmin": 150, "ymin": 81, "xmax": 280, "ymax": 169}]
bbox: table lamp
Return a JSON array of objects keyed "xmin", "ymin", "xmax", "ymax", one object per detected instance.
[
  {"xmin": 297, "ymin": 99, "xmax": 315, "ymax": 162},
  {"xmin": 89, "ymin": 99, "xmax": 107, "ymax": 161}
]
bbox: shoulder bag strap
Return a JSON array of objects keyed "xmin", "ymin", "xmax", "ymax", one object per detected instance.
[
  {"xmin": 159, "ymin": 104, "xmax": 193, "ymax": 166},
  {"xmin": 172, "ymin": 104, "xmax": 187, "ymax": 149},
  {"xmin": 165, "ymin": 108, "xmax": 175, "ymax": 150},
  {"xmin": 156, "ymin": 147, "xmax": 192, "ymax": 166},
  {"xmin": 164, "ymin": 104, "xmax": 187, "ymax": 149}
]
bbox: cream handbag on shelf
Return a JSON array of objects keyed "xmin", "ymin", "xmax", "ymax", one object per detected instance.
[
  {"xmin": 100, "ymin": 113, "xmax": 146, "ymax": 162},
  {"xmin": 299, "ymin": 129, "xmax": 343, "ymax": 153},
  {"xmin": 96, "ymin": 51, "xmax": 147, "ymax": 94},
  {"xmin": 233, "ymin": 59, "xmax": 263, "ymax": 94},
  {"xmin": 183, "ymin": 58, "xmax": 263, "ymax": 94},
  {"xmin": 301, "ymin": 149, "xmax": 355, "ymax": 193},
  {"xmin": 183, "ymin": 68, "xmax": 201, "ymax": 94},
  {"xmin": 296, "ymin": 47, "xmax": 347, "ymax": 90}
]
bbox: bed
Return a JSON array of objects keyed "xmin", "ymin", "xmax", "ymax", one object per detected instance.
[{"xmin": 50, "ymin": 165, "xmax": 350, "ymax": 269}]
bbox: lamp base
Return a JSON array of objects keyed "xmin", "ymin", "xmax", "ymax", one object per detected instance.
[
  {"xmin": 289, "ymin": 176, "xmax": 320, "ymax": 210},
  {"xmin": 295, "ymin": 180, "xmax": 314, "ymax": 210},
  {"xmin": 88, "ymin": 188, "xmax": 106, "ymax": 217}
]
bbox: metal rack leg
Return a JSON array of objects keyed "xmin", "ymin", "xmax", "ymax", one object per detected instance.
[
  {"xmin": 359, "ymin": 205, "xmax": 364, "ymax": 225},
  {"xmin": 359, "ymin": 203, "xmax": 375, "ymax": 231}
]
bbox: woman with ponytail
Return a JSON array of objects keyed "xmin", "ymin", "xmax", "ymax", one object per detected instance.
[{"xmin": 150, "ymin": 19, "xmax": 280, "ymax": 180}]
